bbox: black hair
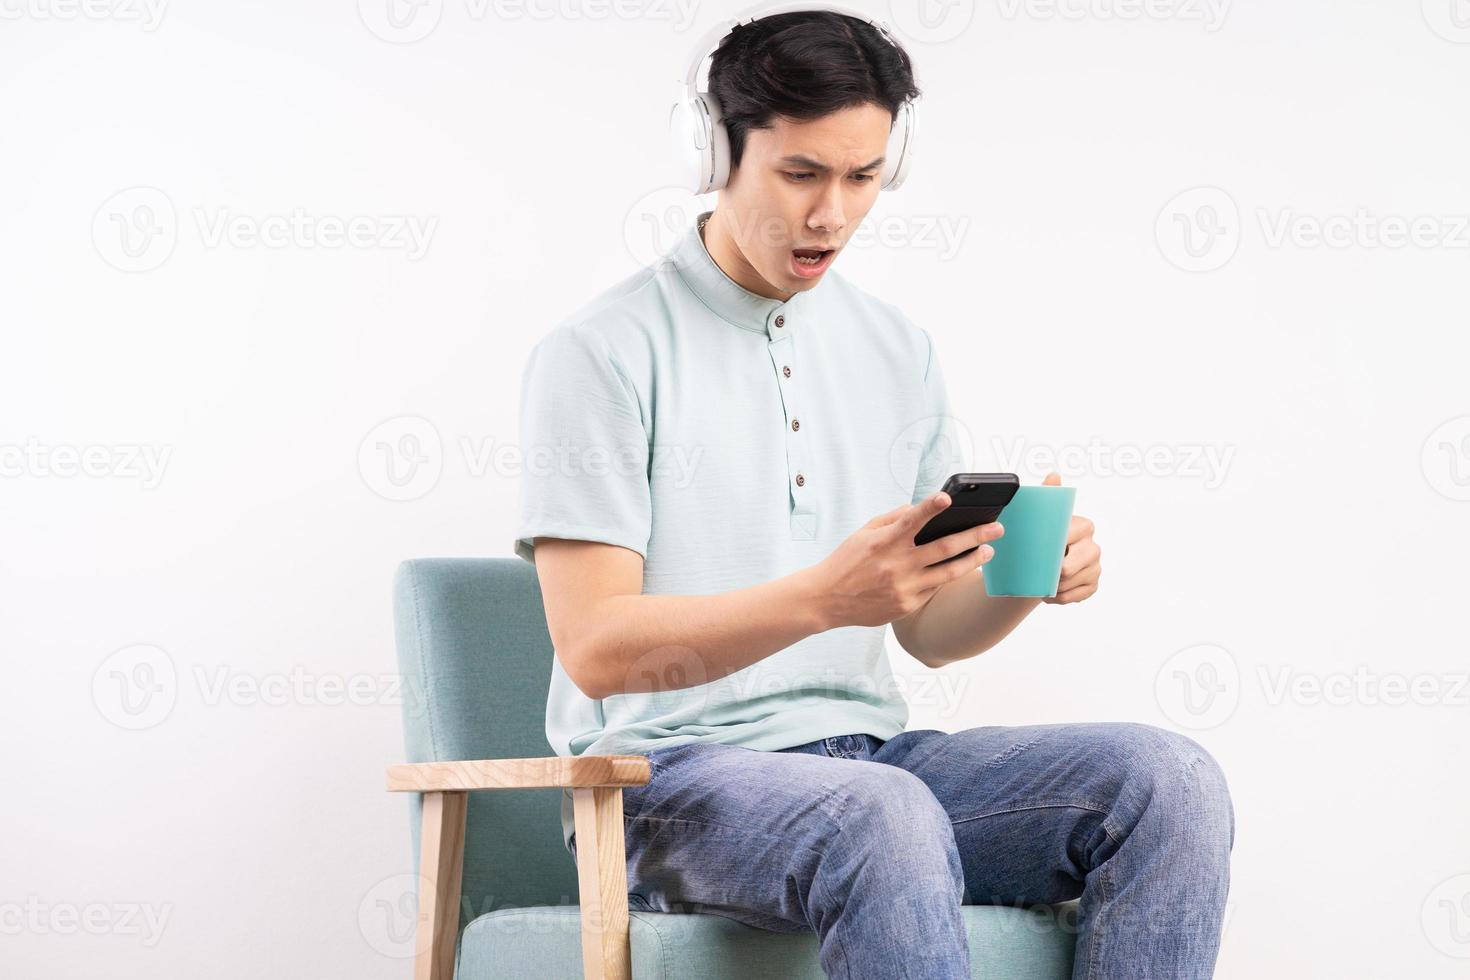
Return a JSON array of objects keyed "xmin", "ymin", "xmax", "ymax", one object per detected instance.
[{"xmin": 707, "ymin": 12, "xmax": 921, "ymax": 170}]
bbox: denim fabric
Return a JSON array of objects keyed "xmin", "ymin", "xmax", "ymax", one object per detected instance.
[{"xmin": 571, "ymin": 722, "xmax": 1233, "ymax": 980}]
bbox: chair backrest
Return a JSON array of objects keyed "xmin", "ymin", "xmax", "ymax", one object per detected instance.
[{"xmin": 393, "ymin": 557, "xmax": 579, "ymax": 927}]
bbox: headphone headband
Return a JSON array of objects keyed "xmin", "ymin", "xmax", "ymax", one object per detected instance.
[
  {"xmin": 679, "ymin": 2, "xmax": 916, "ymax": 97},
  {"xmin": 668, "ymin": 2, "xmax": 919, "ymax": 195}
]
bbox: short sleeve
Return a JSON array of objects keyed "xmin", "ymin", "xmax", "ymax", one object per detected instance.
[
  {"xmin": 910, "ymin": 327, "xmax": 969, "ymax": 504},
  {"xmin": 513, "ymin": 324, "xmax": 652, "ymax": 563}
]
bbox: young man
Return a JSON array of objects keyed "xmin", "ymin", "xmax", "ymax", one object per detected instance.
[{"xmin": 514, "ymin": 11, "xmax": 1232, "ymax": 979}]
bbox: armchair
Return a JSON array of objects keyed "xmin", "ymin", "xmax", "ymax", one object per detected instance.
[{"xmin": 386, "ymin": 558, "xmax": 1076, "ymax": 979}]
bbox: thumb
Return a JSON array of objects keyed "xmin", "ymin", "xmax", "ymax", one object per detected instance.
[{"xmin": 1042, "ymin": 471, "xmax": 1063, "ymax": 486}]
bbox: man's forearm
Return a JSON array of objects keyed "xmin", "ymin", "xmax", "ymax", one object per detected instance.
[
  {"xmin": 572, "ymin": 566, "xmax": 834, "ymax": 699},
  {"xmin": 893, "ymin": 569, "xmax": 1043, "ymax": 668}
]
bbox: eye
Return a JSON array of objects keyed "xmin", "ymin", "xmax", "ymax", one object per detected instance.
[
  {"xmin": 851, "ymin": 173, "xmax": 876, "ymax": 183},
  {"xmin": 784, "ymin": 172, "xmax": 814, "ymax": 182}
]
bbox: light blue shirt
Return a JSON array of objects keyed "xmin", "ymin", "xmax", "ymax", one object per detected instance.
[{"xmin": 514, "ymin": 211, "xmax": 963, "ymax": 847}]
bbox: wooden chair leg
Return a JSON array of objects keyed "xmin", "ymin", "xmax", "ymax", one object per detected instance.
[
  {"xmin": 416, "ymin": 791, "xmax": 468, "ymax": 980},
  {"xmin": 572, "ymin": 786, "xmax": 632, "ymax": 980}
]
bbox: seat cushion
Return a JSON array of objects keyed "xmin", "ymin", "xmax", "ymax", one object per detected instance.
[{"xmin": 457, "ymin": 904, "xmax": 1075, "ymax": 979}]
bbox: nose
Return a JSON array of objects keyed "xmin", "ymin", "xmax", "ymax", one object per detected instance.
[{"xmin": 807, "ymin": 181, "xmax": 847, "ymax": 239}]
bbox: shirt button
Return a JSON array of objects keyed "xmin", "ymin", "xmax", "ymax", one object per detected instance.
[
  {"xmin": 782, "ymin": 365, "xmax": 791, "ymax": 378},
  {"xmin": 774, "ymin": 315, "xmax": 785, "ymax": 328},
  {"xmin": 791, "ymin": 419, "xmax": 800, "ymax": 432},
  {"xmin": 795, "ymin": 473, "xmax": 805, "ymax": 487}
]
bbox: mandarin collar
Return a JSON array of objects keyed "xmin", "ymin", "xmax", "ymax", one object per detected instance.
[{"xmin": 668, "ymin": 210, "xmax": 828, "ymax": 337}]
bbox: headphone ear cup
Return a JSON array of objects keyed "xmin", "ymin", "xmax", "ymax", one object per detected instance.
[
  {"xmin": 880, "ymin": 100, "xmax": 918, "ymax": 191},
  {"xmin": 669, "ymin": 98, "xmax": 708, "ymax": 195},
  {"xmin": 702, "ymin": 91, "xmax": 731, "ymax": 194},
  {"xmin": 669, "ymin": 92, "xmax": 732, "ymax": 195}
]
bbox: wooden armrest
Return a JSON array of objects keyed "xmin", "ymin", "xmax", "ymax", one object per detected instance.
[
  {"xmin": 392, "ymin": 754, "xmax": 645, "ymax": 980},
  {"xmin": 385, "ymin": 755, "xmax": 651, "ymax": 792}
]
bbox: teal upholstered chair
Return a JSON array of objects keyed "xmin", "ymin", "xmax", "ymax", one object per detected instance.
[{"xmin": 388, "ymin": 557, "xmax": 1077, "ymax": 979}]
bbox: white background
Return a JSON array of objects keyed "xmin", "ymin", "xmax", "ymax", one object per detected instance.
[{"xmin": 3, "ymin": 0, "xmax": 1468, "ymax": 977}]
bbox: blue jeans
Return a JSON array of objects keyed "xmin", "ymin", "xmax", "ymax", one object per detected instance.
[{"xmin": 570, "ymin": 722, "xmax": 1234, "ymax": 980}]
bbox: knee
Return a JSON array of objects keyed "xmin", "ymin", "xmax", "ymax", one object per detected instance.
[
  {"xmin": 845, "ymin": 765, "xmax": 950, "ymax": 830},
  {"xmin": 1101, "ymin": 723, "xmax": 1235, "ymax": 852},
  {"xmin": 837, "ymin": 766, "xmax": 962, "ymax": 869},
  {"xmin": 810, "ymin": 766, "xmax": 968, "ymax": 940}
]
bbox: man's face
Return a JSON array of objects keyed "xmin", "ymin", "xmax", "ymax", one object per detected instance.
[{"xmin": 718, "ymin": 102, "xmax": 891, "ymax": 295}]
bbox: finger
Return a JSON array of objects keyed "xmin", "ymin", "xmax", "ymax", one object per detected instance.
[
  {"xmin": 917, "ymin": 540, "xmax": 993, "ymax": 590},
  {"xmin": 1066, "ymin": 515, "xmax": 1094, "ymax": 545},
  {"xmin": 1057, "ymin": 539, "xmax": 1100, "ymax": 581},
  {"xmin": 912, "ymin": 520, "xmax": 1004, "ymax": 569},
  {"xmin": 1048, "ymin": 581, "xmax": 1098, "ymax": 604},
  {"xmin": 867, "ymin": 502, "xmax": 914, "ymax": 529},
  {"xmin": 892, "ymin": 491, "xmax": 953, "ymax": 539},
  {"xmin": 1042, "ymin": 471, "xmax": 1062, "ymax": 486},
  {"xmin": 1056, "ymin": 560, "xmax": 1101, "ymax": 595}
]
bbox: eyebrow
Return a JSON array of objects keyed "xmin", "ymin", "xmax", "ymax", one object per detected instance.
[{"xmin": 777, "ymin": 154, "xmax": 886, "ymax": 174}]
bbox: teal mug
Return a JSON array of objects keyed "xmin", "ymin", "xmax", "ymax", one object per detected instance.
[{"xmin": 983, "ymin": 485, "xmax": 1076, "ymax": 597}]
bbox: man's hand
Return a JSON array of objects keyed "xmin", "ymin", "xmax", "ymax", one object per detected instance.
[
  {"xmin": 1040, "ymin": 471, "xmax": 1101, "ymax": 605},
  {"xmin": 805, "ymin": 492, "xmax": 1006, "ymax": 629}
]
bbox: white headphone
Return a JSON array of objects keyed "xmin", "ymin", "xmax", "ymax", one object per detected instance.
[{"xmin": 669, "ymin": 2, "xmax": 920, "ymax": 196}]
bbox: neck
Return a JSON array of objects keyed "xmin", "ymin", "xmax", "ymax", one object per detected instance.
[{"xmin": 701, "ymin": 208, "xmax": 793, "ymax": 302}]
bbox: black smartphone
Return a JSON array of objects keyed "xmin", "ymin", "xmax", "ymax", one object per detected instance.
[{"xmin": 913, "ymin": 473, "xmax": 1020, "ymax": 563}]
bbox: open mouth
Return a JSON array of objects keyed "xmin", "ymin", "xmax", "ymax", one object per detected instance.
[{"xmin": 790, "ymin": 246, "xmax": 836, "ymax": 278}]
